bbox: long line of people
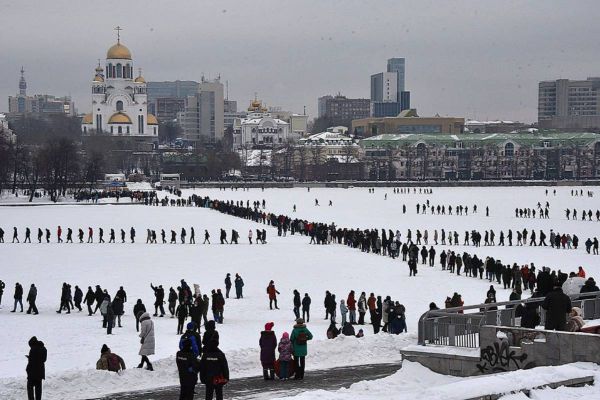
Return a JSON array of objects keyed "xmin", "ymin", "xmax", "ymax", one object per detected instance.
[{"xmin": 0, "ymin": 226, "xmax": 269, "ymax": 246}]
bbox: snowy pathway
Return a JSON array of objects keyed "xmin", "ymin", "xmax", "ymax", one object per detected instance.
[{"xmin": 95, "ymin": 363, "xmax": 401, "ymax": 400}]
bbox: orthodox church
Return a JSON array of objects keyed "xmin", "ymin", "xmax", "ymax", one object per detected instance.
[{"xmin": 81, "ymin": 32, "xmax": 158, "ymax": 138}]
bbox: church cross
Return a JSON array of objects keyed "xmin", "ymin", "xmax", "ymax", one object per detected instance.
[{"xmin": 114, "ymin": 26, "xmax": 123, "ymax": 43}]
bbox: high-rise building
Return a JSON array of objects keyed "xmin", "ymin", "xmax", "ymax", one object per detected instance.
[
  {"xmin": 539, "ymin": 78, "xmax": 600, "ymax": 130},
  {"xmin": 370, "ymin": 58, "xmax": 410, "ymax": 117},
  {"xmin": 147, "ymin": 80, "xmax": 199, "ymax": 121},
  {"xmin": 224, "ymin": 99, "xmax": 247, "ymax": 129},
  {"xmin": 387, "ymin": 58, "xmax": 405, "ymax": 99},
  {"xmin": 370, "ymin": 72, "xmax": 398, "ymax": 103},
  {"xmin": 317, "ymin": 94, "xmax": 370, "ymax": 121},
  {"xmin": 8, "ymin": 68, "xmax": 76, "ymax": 116},
  {"xmin": 180, "ymin": 79, "xmax": 225, "ymax": 143}
]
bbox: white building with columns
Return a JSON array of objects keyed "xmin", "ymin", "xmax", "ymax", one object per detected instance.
[
  {"xmin": 233, "ymin": 99, "xmax": 290, "ymax": 149},
  {"xmin": 81, "ymin": 37, "xmax": 158, "ymax": 138}
]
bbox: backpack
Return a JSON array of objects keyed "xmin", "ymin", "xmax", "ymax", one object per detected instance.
[
  {"xmin": 107, "ymin": 353, "xmax": 121, "ymax": 372},
  {"xmin": 296, "ymin": 331, "xmax": 308, "ymax": 345}
]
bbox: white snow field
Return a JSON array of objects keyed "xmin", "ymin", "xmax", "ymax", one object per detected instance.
[
  {"xmin": 271, "ymin": 361, "xmax": 600, "ymax": 400},
  {"xmin": 0, "ymin": 186, "xmax": 599, "ymax": 399}
]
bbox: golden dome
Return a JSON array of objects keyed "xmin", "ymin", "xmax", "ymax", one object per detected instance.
[
  {"xmin": 82, "ymin": 113, "xmax": 93, "ymax": 124},
  {"xmin": 107, "ymin": 42, "xmax": 132, "ymax": 60},
  {"xmin": 93, "ymin": 75, "xmax": 104, "ymax": 82},
  {"xmin": 108, "ymin": 112, "xmax": 132, "ymax": 124},
  {"xmin": 248, "ymin": 99, "xmax": 265, "ymax": 111},
  {"xmin": 134, "ymin": 75, "xmax": 146, "ymax": 83},
  {"xmin": 147, "ymin": 113, "xmax": 158, "ymax": 125}
]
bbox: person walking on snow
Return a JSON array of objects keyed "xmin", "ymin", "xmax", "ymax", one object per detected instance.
[
  {"xmin": 26, "ymin": 336, "xmax": 47, "ymax": 400},
  {"xmin": 302, "ymin": 293, "xmax": 311, "ymax": 323},
  {"xmin": 267, "ymin": 280, "xmax": 280, "ymax": 310},
  {"xmin": 12, "ymin": 282, "xmax": 24, "ymax": 312},
  {"xmin": 137, "ymin": 312, "xmax": 155, "ymax": 370},
  {"xmin": 278, "ymin": 332, "xmax": 293, "ymax": 380},
  {"xmin": 293, "ymin": 290, "xmax": 301, "ymax": 320},
  {"xmin": 339, "ymin": 298, "xmax": 349, "ymax": 325},
  {"xmin": 27, "ymin": 284, "xmax": 39, "ymax": 315},
  {"xmin": 133, "ymin": 299, "xmax": 146, "ymax": 332},
  {"xmin": 199, "ymin": 337, "xmax": 229, "ymax": 400},
  {"xmin": 259, "ymin": 322, "xmax": 277, "ymax": 380},
  {"xmin": 235, "ymin": 274, "xmax": 244, "ymax": 299},
  {"xmin": 224, "ymin": 274, "xmax": 232, "ymax": 299},
  {"xmin": 290, "ymin": 318, "xmax": 313, "ymax": 380},
  {"xmin": 150, "ymin": 284, "xmax": 165, "ymax": 317},
  {"xmin": 176, "ymin": 338, "xmax": 201, "ymax": 400}
]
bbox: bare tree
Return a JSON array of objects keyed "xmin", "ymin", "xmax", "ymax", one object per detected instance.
[
  {"xmin": 340, "ymin": 141, "xmax": 357, "ymax": 180},
  {"xmin": 21, "ymin": 148, "xmax": 42, "ymax": 202},
  {"xmin": 297, "ymin": 146, "xmax": 308, "ymax": 181},
  {"xmin": 84, "ymin": 151, "xmax": 105, "ymax": 192},
  {"xmin": 311, "ymin": 145, "xmax": 326, "ymax": 181}
]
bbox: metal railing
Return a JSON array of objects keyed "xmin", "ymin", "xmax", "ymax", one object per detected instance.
[{"xmin": 418, "ymin": 291, "xmax": 600, "ymax": 348}]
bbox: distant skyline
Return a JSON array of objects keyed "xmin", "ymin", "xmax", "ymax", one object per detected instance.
[{"xmin": 1, "ymin": 0, "xmax": 600, "ymax": 122}]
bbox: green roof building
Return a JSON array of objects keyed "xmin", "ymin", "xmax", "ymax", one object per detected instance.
[{"xmin": 359, "ymin": 132, "xmax": 600, "ymax": 181}]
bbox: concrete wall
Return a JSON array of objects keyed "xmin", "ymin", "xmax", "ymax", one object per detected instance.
[{"xmin": 401, "ymin": 325, "xmax": 600, "ymax": 377}]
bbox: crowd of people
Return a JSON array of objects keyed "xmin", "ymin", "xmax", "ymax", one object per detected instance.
[
  {"xmin": 565, "ymin": 208, "xmax": 600, "ymax": 221},
  {"xmin": 415, "ymin": 202, "xmax": 484, "ymax": 216}
]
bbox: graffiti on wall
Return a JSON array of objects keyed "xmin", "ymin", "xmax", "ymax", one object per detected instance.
[{"xmin": 476, "ymin": 339, "xmax": 535, "ymax": 373}]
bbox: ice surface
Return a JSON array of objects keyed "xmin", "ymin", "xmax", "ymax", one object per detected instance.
[{"xmin": 0, "ymin": 186, "xmax": 598, "ymax": 399}]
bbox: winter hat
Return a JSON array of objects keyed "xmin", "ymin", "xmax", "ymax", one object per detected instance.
[
  {"xmin": 187, "ymin": 321, "xmax": 196, "ymax": 330},
  {"xmin": 206, "ymin": 320, "xmax": 216, "ymax": 331},
  {"xmin": 101, "ymin": 344, "xmax": 109, "ymax": 354},
  {"xmin": 296, "ymin": 318, "xmax": 305, "ymax": 325},
  {"xmin": 265, "ymin": 322, "xmax": 274, "ymax": 331},
  {"xmin": 282, "ymin": 332, "xmax": 289, "ymax": 339}
]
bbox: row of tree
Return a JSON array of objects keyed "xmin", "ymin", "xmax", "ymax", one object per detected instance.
[{"xmin": 0, "ymin": 137, "xmax": 104, "ymax": 202}]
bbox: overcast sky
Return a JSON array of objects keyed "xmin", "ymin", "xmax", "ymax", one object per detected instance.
[{"xmin": 1, "ymin": 0, "xmax": 599, "ymax": 122}]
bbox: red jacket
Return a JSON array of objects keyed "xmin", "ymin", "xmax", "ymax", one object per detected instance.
[
  {"xmin": 267, "ymin": 284, "xmax": 279, "ymax": 300},
  {"xmin": 367, "ymin": 296, "xmax": 376, "ymax": 311},
  {"xmin": 347, "ymin": 293, "xmax": 356, "ymax": 311}
]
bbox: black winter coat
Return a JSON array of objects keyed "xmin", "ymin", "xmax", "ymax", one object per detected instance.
[
  {"xmin": 199, "ymin": 347, "xmax": 229, "ymax": 385},
  {"xmin": 202, "ymin": 321, "xmax": 220, "ymax": 346},
  {"xmin": 516, "ymin": 303, "xmax": 540, "ymax": 329},
  {"xmin": 74, "ymin": 288, "xmax": 83, "ymax": 303},
  {"xmin": 302, "ymin": 296, "xmax": 311, "ymax": 310},
  {"xmin": 133, "ymin": 302, "xmax": 146, "ymax": 318},
  {"xmin": 84, "ymin": 289, "xmax": 95, "ymax": 305},
  {"xmin": 112, "ymin": 297, "xmax": 124, "ymax": 315},
  {"xmin": 580, "ymin": 281, "xmax": 600, "ymax": 294},
  {"xmin": 542, "ymin": 288, "xmax": 572, "ymax": 331},
  {"xmin": 176, "ymin": 350, "xmax": 200, "ymax": 387},
  {"xmin": 14, "ymin": 284, "xmax": 23, "ymax": 299},
  {"xmin": 259, "ymin": 331, "xmax": 277, "ymax": 367},
  {"xmin": 26, "ymin": 340, "xmax": 47, "ymax": 380}
]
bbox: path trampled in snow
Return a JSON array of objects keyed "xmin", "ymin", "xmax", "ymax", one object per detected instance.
[{"xmin": 95, "ymin": 363, "xmax": 401, "ymax": 400}]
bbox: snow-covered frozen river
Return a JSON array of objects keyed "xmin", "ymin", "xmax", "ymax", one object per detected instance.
[{"xmin": 0, "ymin": 185, "xmax": 598, "ymax": 399}]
